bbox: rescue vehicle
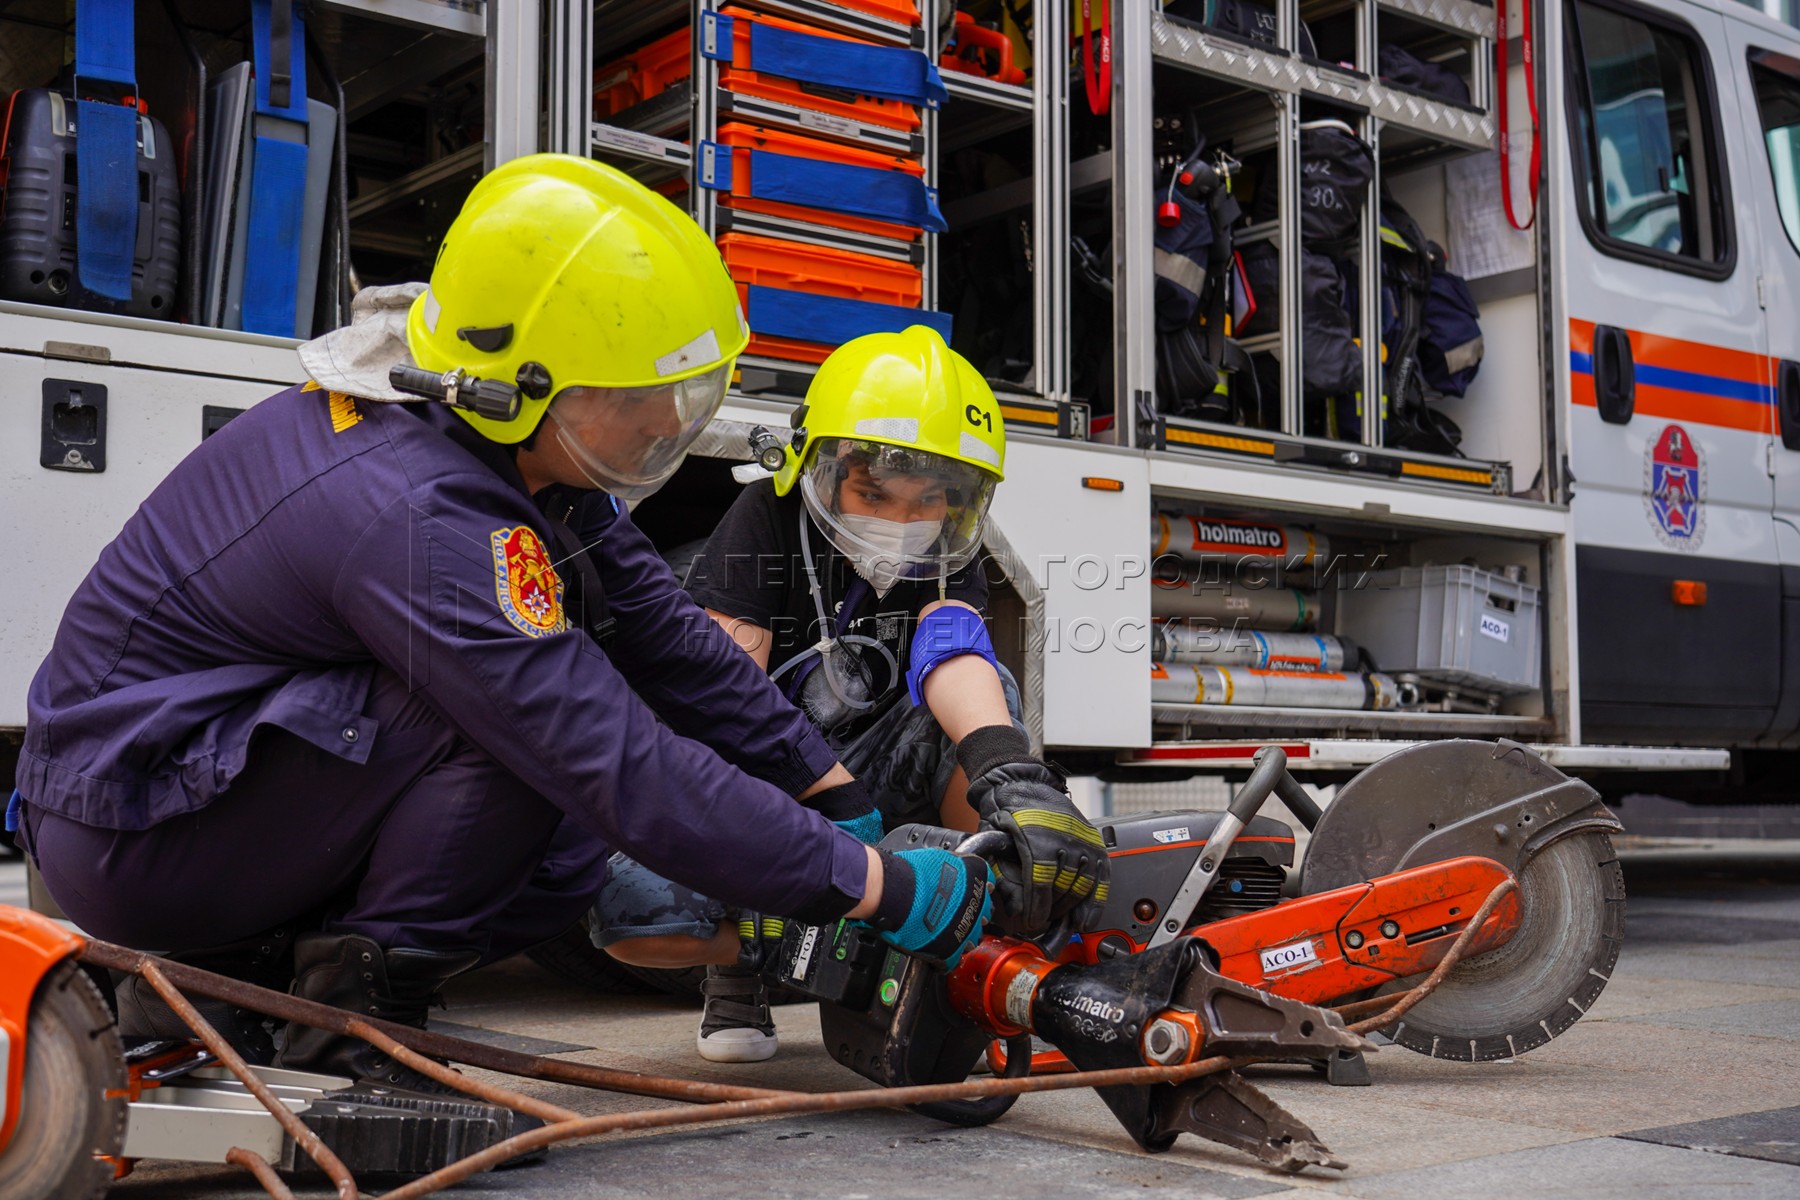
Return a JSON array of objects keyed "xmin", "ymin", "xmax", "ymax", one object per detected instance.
[{"xmin": 12, "ymin": 0, "xmax": 1800, "ymax": 809}]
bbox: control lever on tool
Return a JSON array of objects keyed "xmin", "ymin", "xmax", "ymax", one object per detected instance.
[{"xmin": 1147, "ymin": 745, "xmax": 1291, "ymax": 948}]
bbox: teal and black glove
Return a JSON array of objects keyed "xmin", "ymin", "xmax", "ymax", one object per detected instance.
[
  {"xmin": 804, "ymin": 778, "xmax": 884, "ymax": 846},
  {"xmin": 867, "ymin": 846, "xmax": 991, "ymax": 970},
  {"xmin": 957, "ymin": 725, "xmax": 1109, "ymax": 934}
]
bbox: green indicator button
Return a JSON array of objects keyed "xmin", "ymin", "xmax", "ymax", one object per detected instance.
[{"xmin": 879, "ymin": 978, "xmax": 900, "ymax": 1006}]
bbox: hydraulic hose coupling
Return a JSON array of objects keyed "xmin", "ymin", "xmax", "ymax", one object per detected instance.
[{"xmin": 944, "ymin": 937, "xmax": 1057, "ymax": 1038}]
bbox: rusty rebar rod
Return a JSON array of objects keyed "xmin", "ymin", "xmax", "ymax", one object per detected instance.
[
  {"xmin": 345, "ymin": 1018, "xmax": 582, "ymax": 1125},
  {"xmin": 82, "ymin": 939, "xmax": 792, "ymax": 1104},
  {"xmin": 382, "ymin": 872, "xmax": 1521, "ymax": 1200},
  {"xmin": 1348, "ymin": 878, "xmax": 1518, "ymax": 1037},
  {"xmin": 109, "ymin": 877, "xmax": 1519, "ymax": 1200},
  {"xmin": 1331, "ymin": 878, "xmax": 1520, "ymax": 1026},
  {"xmin": 373, "ymin": 1052, "xmax": 1261, "ymax": 1200},
  {"xmin": 224, "ymin": 1148, "xmax": 298, "ymax": 1200},
  {"xmin": 138, "ymin": 962, "xmax": 357, "ymax": 1200}
]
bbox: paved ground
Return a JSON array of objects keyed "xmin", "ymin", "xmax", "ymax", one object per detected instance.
[{"xmin": 5, "ymin": 836, "xmax": 1798, "ymax": 1199}]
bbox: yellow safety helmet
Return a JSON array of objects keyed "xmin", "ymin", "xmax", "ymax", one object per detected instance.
[
  {"xmin": 774, "ymin": 325, "xmax": 1005, "ymax": 493},
  {"xmin": 406, "ymin": 154, "xmax": 748, "ymax": 445},
  {"xmin": 776, "ymin": 326, "xmax": 1005, "ymax": 583}
]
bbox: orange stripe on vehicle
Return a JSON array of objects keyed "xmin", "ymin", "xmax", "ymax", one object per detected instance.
[
  {"xmin": 1570, "ymin": 369, "xmax": 1597, "ymax": 410},
  {"xmin": 1633, "ymin": 329, "xmax": 1768, "ymax": 387},
  {"xmin": 1570, "ymin": 318, "xmax": 1596, "ymax": 356},
  {"xmin": 1631, "ymin": 383, "xmax": 1772, "ymax": 434}
]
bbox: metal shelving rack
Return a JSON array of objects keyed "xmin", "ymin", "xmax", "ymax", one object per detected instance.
[
  {"xmin": 0, "ymin": 0, "xmax": 536, "ymax": 335},
  {"xmin": 573, "ymin": 1, "xmax": 1085, "ymax": 428},
  {"xmin": 1107, "ymin": 0, "xmax": 1501, "ymax": 490},
  {"xmin": 922, "ymin": 0, "xmax": 1080, "ymax": 436}
]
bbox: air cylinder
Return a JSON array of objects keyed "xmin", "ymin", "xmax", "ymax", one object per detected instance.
[
  {"xmin": 1151, "ymin": 662, "xmax": 1398, "ymax": 710},
  {"xmin": 1151, "ymin": 513, "xmax": 1329, "ymax": 568},
  {"xmin": 1150, "ymin": 575, "xmax": 1319, "ymax": 628},
  {"xmin": 1153, "ymin": 627, "xmax": 1349, "ymax": 671}
]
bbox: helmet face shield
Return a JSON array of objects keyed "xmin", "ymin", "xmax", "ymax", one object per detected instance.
[
  {"xmin": 799, "ymin": 437, "xmax": 998, "ymax": 585},
  {"xmin": 545, "ymin": 361, "xmax": 731, "ymax": 502}
]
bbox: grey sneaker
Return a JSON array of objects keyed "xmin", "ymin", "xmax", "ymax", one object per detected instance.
[{"xmin": 697, "ymin": 964, "xmax": 777, "ymax": 1063}]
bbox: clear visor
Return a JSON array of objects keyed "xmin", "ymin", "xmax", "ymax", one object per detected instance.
[
  {"xmin": 798, "ymin": 437, "xmax": 998, "ymax": 579},
  {"xmin": 545, "ymin": 361, "xmax": 732, "ymax": 502}
]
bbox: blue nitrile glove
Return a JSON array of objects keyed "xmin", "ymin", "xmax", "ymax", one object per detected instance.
[
  {"xmin": 805, "ymin": 779, "xmax": 884, "ymax": 846},
  {"xmin": 868, "ymin": 847, "xmax": 991, "ymax": 970}
]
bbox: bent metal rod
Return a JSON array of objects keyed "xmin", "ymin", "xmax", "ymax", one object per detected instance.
[{"xmin": 82, "ymin": 877, "xmax": 1517, "ymax": 1200}]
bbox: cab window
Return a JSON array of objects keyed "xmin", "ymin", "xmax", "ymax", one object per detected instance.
[
  {"xmin": 1750, "ymin": 53, "xmax": 1800, "ymax": 256},
  {"xmin": 1568, "ymin": 0, "xmax": 1732, "ymax": 273}
]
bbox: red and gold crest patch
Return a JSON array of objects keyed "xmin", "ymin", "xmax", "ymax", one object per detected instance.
[{"xmin": 491, "ymin": 526, "xmax": 567, "ymax": 638}]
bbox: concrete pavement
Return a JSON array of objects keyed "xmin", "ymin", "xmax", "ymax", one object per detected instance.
[{"xmin": 7, "ymin": 839, "xmax": 1794, "ymax": 1199}]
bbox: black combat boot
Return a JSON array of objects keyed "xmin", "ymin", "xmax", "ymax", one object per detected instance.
[
  {"xmin": 115, "ymin": 926, "xmax": 295, "ymax": 1064},
  {"xmin": 275, "ymin": 931, "xmax": 479, "ymax": 1092}
]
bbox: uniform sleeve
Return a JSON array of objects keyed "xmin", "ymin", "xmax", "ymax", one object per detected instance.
[
  {"xmin": 571, "ymin": 495, "xmax": 841, "ymax": 795},
  {"xmin": 331, "ymin": 474, "xmax": 867, "ymax": 922},
  {"xmin": 683, "ymin": 481, "xmax": 789, "ymax": 628}
]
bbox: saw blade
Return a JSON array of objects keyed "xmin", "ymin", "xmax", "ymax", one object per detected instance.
[{"xmin": 1382, "ymin": 832, "xmax": 1625, "ymax": 1061}]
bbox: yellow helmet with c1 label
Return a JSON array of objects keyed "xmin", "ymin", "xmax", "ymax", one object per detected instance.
[
  {"xmin": 775, "ymin": 326, "xmax": 1005, "ymax": 582},
  {"xmin": 774, "ymin": 325, "xmax": 1005, "ymax": 493}
]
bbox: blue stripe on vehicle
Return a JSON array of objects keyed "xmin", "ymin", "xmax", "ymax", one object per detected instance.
[{"xmin": 1569, "ymin": 350, "xmax": 1772, "ymax": 403}]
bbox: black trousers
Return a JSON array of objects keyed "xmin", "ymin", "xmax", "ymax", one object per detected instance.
[{"xmin": 22, "ymin": 667, "xmax": 610, "ymax": 962}]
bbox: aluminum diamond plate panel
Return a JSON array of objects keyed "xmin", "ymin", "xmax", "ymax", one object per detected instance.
[
  {"xmin": 1367, "ymin": 82, "xmax": 1495, "ymax": 151},
  {"xmin": 1377, "ymin": 0, "xmax": 1497, "ymax": 41},
  {"xmin": 1151, "ymin": 19, "xmax": 1306, "ymax": 94}
]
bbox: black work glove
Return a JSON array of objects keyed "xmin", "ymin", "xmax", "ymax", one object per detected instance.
[
  {"xmin": 957, "ymin": 725, "xmax": 1110, "ymax": 934},
  {"xmin": 734, "ymin": 912, "xmax": 787, "ymax": 972}
]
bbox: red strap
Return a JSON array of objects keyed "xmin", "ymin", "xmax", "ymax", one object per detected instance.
[
  {"xmin": 1082, "ymin": 0, "xmax": 1111, "ymax": 115},
  {"xmin": 1497, "ymin": 0, "xmax": 1539, "ymax": 230}
]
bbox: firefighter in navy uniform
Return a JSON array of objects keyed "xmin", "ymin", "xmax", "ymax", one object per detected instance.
[
  {"xmin": 6, "ymin": 156, "xmax": 993, "ymax": 1089},
  {"xmin": 592, "ymin": 327, "xmax": 1112, "ymax": 1062}
]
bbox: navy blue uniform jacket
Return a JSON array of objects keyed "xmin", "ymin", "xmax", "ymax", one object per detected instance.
[{"xmin": 18, "ymin": 383, "xmax": 868, "ymax": 921}]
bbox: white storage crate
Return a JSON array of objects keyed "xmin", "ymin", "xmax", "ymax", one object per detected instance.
[{"xmin": 1334, "ymin": 565, "xmax": 1541, "ymax": 695}]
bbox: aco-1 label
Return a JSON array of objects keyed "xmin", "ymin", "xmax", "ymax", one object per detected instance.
[{"xmin": 1259, "ymin": 938, "xmax": 1319, "ymax": 975}]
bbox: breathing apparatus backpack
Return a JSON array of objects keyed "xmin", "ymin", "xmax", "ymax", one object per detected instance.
[
  {"xmin": 0, "ymin": 89, "xmax": 182, "ymax": 319},
  {"xmin": 1363, "ymin": 194, "xmax": 1483, "ymax": 456},
  {"xmin": 1151, "ymin": 133, "xmax": 1256, "ymax": 424}
]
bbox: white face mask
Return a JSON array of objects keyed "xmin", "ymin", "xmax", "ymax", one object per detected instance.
[{"xmin": 836, "ymin": 512, "xmax": 941, "ymax": 595}]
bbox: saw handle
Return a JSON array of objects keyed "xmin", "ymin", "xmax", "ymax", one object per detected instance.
[{"xmin": 1229, "ymin": 746, "xmax": 1289, "ymax": 822}]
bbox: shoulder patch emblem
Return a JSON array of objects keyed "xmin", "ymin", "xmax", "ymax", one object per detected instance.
[
  {"xmin": 491, "ymin": 526, "xmax": 567, "ymax": 638},
  {"xmin": 327, "ymin": 391, "xmax": 362, "ymax": 433}
]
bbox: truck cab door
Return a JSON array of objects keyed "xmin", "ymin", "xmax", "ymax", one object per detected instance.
[
  {"xmin": 1723, "ymin": 16, "xmax": 1800, "ymax": 744},
  {"xmin": 1563, "ymin": 0, "xmax": 1781, "ymax": 745}
]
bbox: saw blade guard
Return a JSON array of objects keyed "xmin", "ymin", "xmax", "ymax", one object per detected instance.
[{"xmin": 1300, "ymin": 739, "xmax": 1626, "ymax": 1060}]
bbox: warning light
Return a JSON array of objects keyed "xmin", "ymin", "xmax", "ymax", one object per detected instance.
[
  {"xmin": 1672, "ymin": 580, "xmax": 1708, "ymax": 606},
  {"xmin": 1081, "ymin": 477, "xmax": 1125, "ymax": 492}
]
